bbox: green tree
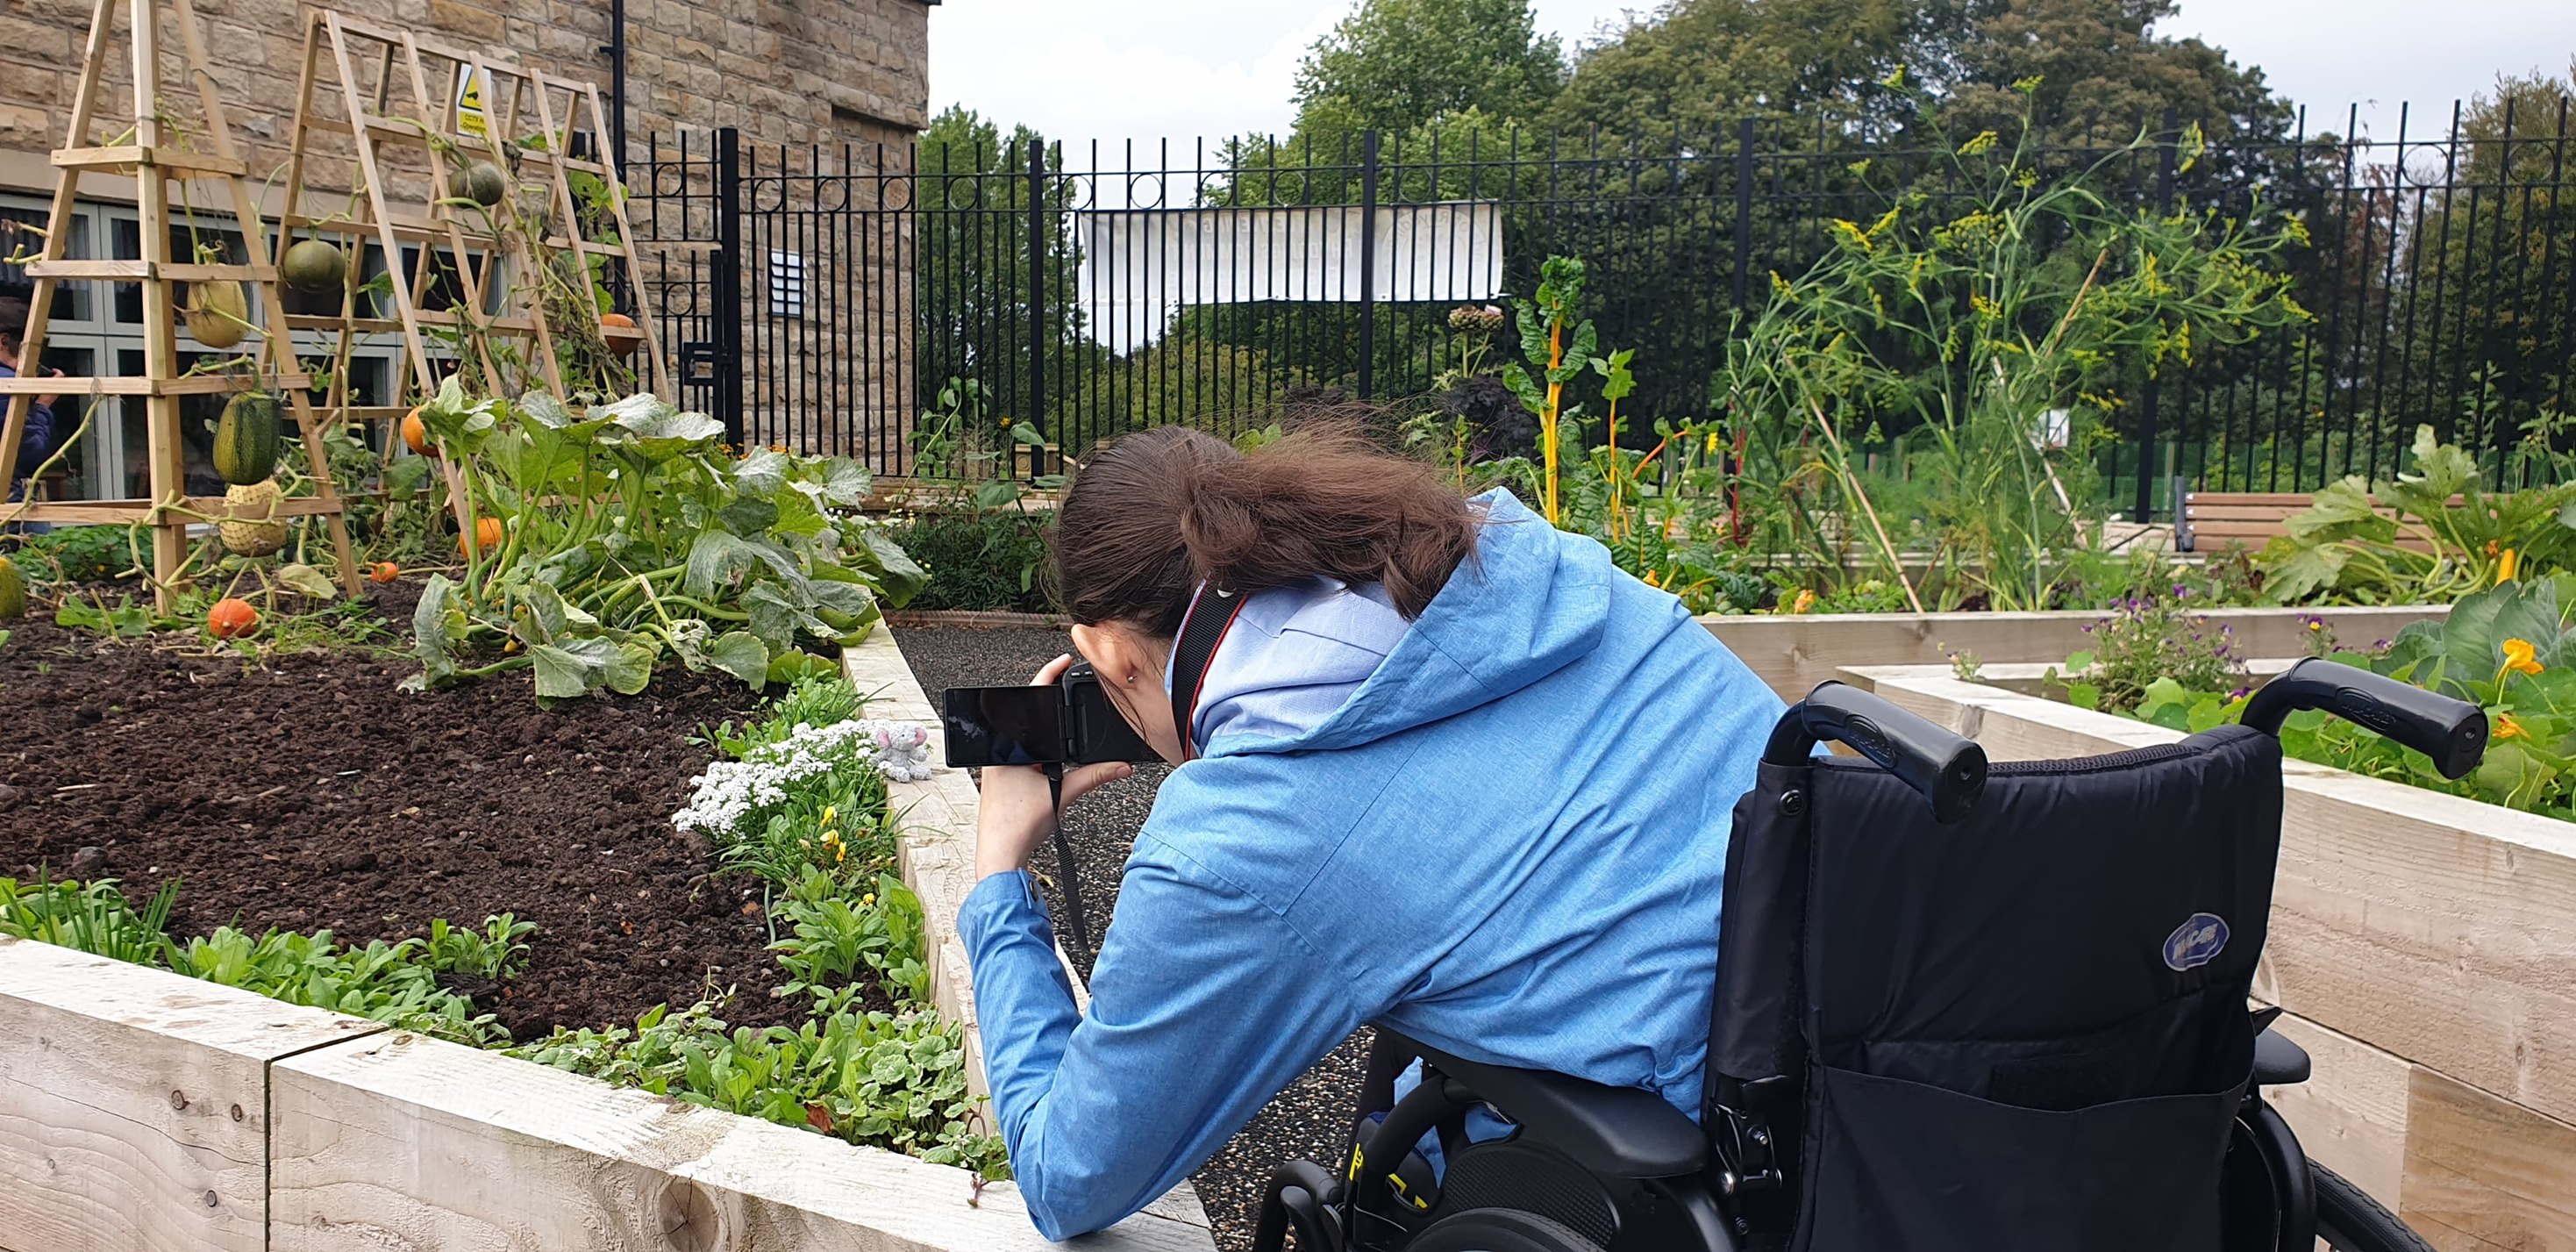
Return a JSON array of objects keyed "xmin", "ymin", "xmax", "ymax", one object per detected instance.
[
  {"xmin": 915, "ymin": 106, "xmax": 1095, "ymax": 455},
  {"xmin": 1292, "ymin": 0, "xmax": 1566, "ymax": 142},
  {"xmin": 2396, "ymin": 64, "xmax": 2576, "ymax": 476},
  {"xmin": 1938, "ymin": 0, "xmax": 2294, "ymax": 144},
  {"xmin": 1544, "ymin": 0, "xmax": 1934, "ymax": 140}
]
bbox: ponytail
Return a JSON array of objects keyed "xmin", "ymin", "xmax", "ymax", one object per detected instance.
[{"xmin": 1052, "ymin": 424, "xmax": 1481, "ymax": 636}]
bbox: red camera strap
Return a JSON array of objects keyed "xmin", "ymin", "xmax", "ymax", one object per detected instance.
[{"xmin": 1167, "ymin": 583, "xmax": 1248, "ymax": 763}]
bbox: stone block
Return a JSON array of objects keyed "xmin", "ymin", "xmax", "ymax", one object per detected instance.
[{"xmin": 425, "ymin": 0, "xmax": 504, "ymax": 44}]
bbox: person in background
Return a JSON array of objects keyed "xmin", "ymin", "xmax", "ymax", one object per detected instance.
[{"xmin": 0, "ymin": 295, "xmax": 61, "ymax": 533}]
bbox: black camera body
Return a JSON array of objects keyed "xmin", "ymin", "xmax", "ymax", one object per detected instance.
[{"xmin": 942, "ymin": 661, "xmax": 1157, "ymax": 768}]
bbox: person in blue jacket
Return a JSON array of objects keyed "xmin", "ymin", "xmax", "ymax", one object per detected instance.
[
  {"xmin": 957, "ymin": 423, "xmax": 1785, "ymax": 1240},
  {"xmin": 1, "ymin": 295, "xmax": 61, "ymax": 524}
]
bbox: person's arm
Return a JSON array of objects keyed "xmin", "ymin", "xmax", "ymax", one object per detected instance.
[{"xmin": 958, "ymin": 851, "xmax": 1356, "ymax": 1240}]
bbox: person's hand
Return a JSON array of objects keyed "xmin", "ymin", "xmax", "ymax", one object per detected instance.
[
  {"xmin": 34, "ymin": 367, "xmax": 61, "ymax": 410},
  {"xmin": 975, "ymin": 653, "xmax": 1134, "ymax": 880}
]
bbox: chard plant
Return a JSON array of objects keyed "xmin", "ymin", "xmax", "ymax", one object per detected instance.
[{"xmin": 403, "ymin": 379, "xmax": 925, "ymax": 700}]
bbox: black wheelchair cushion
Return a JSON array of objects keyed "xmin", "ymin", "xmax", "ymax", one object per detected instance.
[{"xmin": 1417, "ymin": 1043, "xmax": 1707, "ymax": 1178}]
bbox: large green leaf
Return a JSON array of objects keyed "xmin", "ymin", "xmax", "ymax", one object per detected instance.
[
  {"xmin": 732, "ymin": 447, "xmax": 789, "ymax": 497},
  {"xmin": 684, "ymin": 529, "xmax": 757, "ymax": 597},
  {"xmin": 2257, "ymin": 534, "xmax": 2350, "ymax": 603},
  {"xmin": 603, "ymin": 641, "xmax": 657, "ymax": 696},
  {"xmin": 403, "ymin": 575, "xmax": 468, "ymax": 690},
  {"xmin": 706, "ymin": 630, "xmax": 771, "ymax": 687},
  {"xmin": 2419, "ymin": 580, "xmax": 2567, "ymax": 697},
  {"xmin": 853, "ymin": 529, "xmax": 927, "ymax": 608},
  {"xmin": 2280, "ymin": 477, "xmax": 2392, "ymax": 543}
]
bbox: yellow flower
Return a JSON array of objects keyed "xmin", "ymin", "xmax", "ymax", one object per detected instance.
[
  {"xmin": 2496, "ymin": 712, "xmax": 2528, "ymax": 740},
  {"xmin": 820, "ymin": 806, "xmax": 835, "ymax": 825},
  {"xmin": 1791, "ymin": 589, "xmax": 1817, "ymax": 615},
  {"xmin": 1642, "ymin": 569, "xmax": 1661, "ymax": 588},
  {"xmin": 2499, "ymin": 547, "xmax": 2519, "ymax": 583},
  {"xmin": 2503, "ymin": 638, "xmax": 2544, "ymax": 676}
]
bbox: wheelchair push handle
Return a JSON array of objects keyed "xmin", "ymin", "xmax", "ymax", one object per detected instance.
[
  {"xmin": 2239, "ymin": 657, "xmax": 2488, "ymax": 781},
  {"xmin": 1764, "ymin": 682, "xmax": 1989, "ymax": 823}
]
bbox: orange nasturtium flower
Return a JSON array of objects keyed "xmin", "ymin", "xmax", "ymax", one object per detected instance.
[
  {"xmin": 2502, "ymin": 638, "xmax": 2544, "ymax": 676},
  {"xmin": 2495, "ymin": 712, "xmax": 2529, "ymax": 740}
]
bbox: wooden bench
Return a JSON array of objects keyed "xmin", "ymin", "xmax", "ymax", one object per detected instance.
[{"xmin": 2177, "ymin": 490, "xmax": 2439, "ymax": 554}]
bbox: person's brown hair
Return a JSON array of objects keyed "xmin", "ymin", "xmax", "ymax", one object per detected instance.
[
  {"xmin": 1053, "ymin": 423, "xmax": 1481, "ymax": 637},
  {"xmin": 0, "ymin": 296, "xmax": 28, "ymax": 353}
]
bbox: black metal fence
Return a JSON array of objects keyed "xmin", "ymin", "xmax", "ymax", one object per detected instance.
[{"xmin": 631, "ymin": 97, "xmax": 2576, "ymax": 517}]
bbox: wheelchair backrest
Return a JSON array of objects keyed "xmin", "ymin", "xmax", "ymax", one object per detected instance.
[{"xmin": 1708, "ymin": 725, "xmax": 2283, "ymax": 1248}]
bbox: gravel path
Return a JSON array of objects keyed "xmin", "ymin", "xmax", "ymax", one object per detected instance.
[{"xmin": 894, "ymin": 626, "xmax": 1365, "ymax": 1251}]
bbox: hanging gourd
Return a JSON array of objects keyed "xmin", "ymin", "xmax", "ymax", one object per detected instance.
[
  {"xmin": 184, "ymin": 279, "xmax": 248, "ymax": 348},
  {"xmin": 218, "ymin": 478, "xmax": 287, "ymax": 556},
  {"xmin": 448, "ymin": 160, "xmax": 508, "ymax": 207},
  {"xmin": 211, "ymin": 391, "xmax": 282, "ymax": 486},
  {"xmin": 282, "ymin": 239, "xmax": 347, "ymax": 293}
]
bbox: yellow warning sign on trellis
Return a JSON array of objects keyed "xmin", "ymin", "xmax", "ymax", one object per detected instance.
[{"xmin": 453, "ymin": 62, "xmax": 487, "ymax": 136}]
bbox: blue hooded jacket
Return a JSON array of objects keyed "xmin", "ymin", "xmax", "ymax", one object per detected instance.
[{"xmin": 955, "ymin": 491, "xmax": 1786, "ymax": 1240}]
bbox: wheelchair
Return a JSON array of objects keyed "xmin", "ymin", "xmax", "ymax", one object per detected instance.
[{"xmin": 1253, "ymin": 657, "xmax": 2484, "ymax": 1252}]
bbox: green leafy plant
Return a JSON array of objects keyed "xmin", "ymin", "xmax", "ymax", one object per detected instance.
[
  {"xmin": 2051, "ymin": 583, "xmax": 2251, "ymax": 712},
  {"xmin": 403, "ymin": 380, "xmax": 925, "ymax": 699},
  {"xmin": 1, "ymin": 875, "xmax": 522, "ymax": 1045},
  {"xmin": 2258, "ymin": 425, "xmax": 2576, "ymax": 604},
  {"xmin": 507, "ymin": 998, "xmax": 1006, "ymax": 1177},
  {"xmin": 1713, "ymin": 80, "xmax": 2310, "ymax": 611}
]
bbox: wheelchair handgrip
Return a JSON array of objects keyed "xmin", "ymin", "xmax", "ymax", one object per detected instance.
[
  {"xmin": 2240, "ymin": 657, "xmax": 2487, "ymax": 780},
  {"xmin": 1763, "ymin": 682, "xmax": 1988, "ymax": 823}
]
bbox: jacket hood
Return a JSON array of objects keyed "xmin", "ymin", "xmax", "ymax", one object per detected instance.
[{"xmin": 1208, "ymin": 490, "xmax": 1611, "ymax": 757}]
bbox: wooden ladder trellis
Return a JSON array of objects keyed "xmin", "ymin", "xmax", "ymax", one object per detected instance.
[
  {"xmin": 277, "ymin": 10, "xmax": 671, "ymax": 462},
  {"xmin": 0, "ymin": 0, "xmax": 360, "ymax": 608}
]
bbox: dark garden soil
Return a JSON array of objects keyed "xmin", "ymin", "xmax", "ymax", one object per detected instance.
[
  {"xmin": 895, "ymin": 625, "xmax": 1366, "ymax": 1252},
  {"xmin": 0, "ymin": 583, "xmax": 807, "ymax": 1041}
]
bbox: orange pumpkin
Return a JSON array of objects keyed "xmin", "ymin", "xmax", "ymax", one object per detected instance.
[
  {"xmin": 207, "ymin": 597, "xmax": 259, "ymax": 639},
  {"xmin": 367, "ymin": 561, "xmax": 400, "ymax": 584},
  {"xmin": 401, "ymin": 407, "xmax": 434, "ymax": 456},
  {"xmin": 601, "ymin": 311, "xmax": 640, "ymax": 358},
  {"xmin": 460, "ymin": 515, "xmax": 504, "ymax": 556}
]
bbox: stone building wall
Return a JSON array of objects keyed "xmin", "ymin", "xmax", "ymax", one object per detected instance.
[
  {"xmin": 0, "ymin": 0, "xmax": 931, "ymax": 469},
  {"xmin": 0, "ymin": 0, "xmax": 928, "ymax": 182}
]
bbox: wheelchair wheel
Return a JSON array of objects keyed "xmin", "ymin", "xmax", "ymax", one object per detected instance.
[
  {"xmin": 2314, "ymin": 1163, "xmax": 2434, "ymax": 1252},
  {"xmin": 1403, "ymin": 1209, "xmax": 1606, "ymax": 1252}
]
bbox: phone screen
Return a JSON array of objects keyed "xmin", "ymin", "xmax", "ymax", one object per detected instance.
[{"xmin": 942, "ymin": 686, "xmax": 1064, "ymax": 767}]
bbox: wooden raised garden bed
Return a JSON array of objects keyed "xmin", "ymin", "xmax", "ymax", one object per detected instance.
[
  {"xmin": 0, "ymin": 627, "xmax": 1217, "ymax": 1252},
  {"xmin": 1700, "ymin": 605, "xmax": 2449, "ymax": 701},
  {"xmin": 1839, "ymin": 664, "xmax": 2576, "ymax": 1248}
]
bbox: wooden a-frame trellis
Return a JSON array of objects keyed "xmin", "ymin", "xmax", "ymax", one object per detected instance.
[
  {"xmin": 0, "ymin": 0, "xmax": 360, "ymax": 609},
  {"xmin": 275, "ymin": 9, "xmax": 671, "ymax": 540}
]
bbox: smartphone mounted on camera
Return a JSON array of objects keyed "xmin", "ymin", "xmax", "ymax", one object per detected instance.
[{"xmin": 943, "ymin": 661, "xmax": 1156, "ymax": 768}]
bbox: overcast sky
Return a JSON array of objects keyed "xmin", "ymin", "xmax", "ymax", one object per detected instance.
[{"xmin": 927, "ymin": 0, "xmax": 2576, "ymax": 147}]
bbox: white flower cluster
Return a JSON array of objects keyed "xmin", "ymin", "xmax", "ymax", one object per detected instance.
[{"xmin": 672, "ymin": 718, "xmax": 936, "ymax": 839}]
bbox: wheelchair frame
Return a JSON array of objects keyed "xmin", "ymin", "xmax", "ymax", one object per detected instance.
[{"xmin": 1253, "ymin": 658, "xmax": 2484, "ymax": 1252}]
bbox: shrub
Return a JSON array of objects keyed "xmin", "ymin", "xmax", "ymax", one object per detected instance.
[{"xmin": 888, "ymin": 510, "xmax": 1054, "ymax": 613}]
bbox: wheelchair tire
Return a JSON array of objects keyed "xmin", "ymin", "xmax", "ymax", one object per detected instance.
[
  {"xmin": 2314, "ymin": 1163, "xmax": 2434, "ymax": 1252},
  {"xmin": 1402, "ymin": 1209, "xmax": 1606, "ymax": 1252}
]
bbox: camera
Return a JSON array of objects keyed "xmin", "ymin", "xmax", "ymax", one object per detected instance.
[{"xmin": 942, "ymin": 660, "xmax": 1157, "ymax": 768}]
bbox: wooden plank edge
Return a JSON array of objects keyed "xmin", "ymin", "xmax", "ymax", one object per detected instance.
[{"xmin": 270, "ymin": 1030, "xmax": 1216, "ymax": 1250}]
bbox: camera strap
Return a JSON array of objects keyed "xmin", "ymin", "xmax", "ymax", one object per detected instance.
[{"xmin": 1168, "ymin": 582, "xmax": 1248, "ymax": 763}]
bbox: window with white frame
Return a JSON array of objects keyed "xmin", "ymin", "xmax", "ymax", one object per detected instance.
[{"xmin": 2, "ymin": 192, "xmax": 417, "ymax": 502}]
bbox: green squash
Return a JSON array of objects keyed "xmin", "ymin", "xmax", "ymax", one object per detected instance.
[
  {"xmin": 282, "ymin": 239, "xmax": 346, "ymax": 294},
  {"xmin": 0, "ymin": 555, "xmax": 23, "ymax": 619},
  {"xmin": 448, "ymin": 161, "xmax": 509, "ymax": 207},
  {"xmin": 212, "ymin": 391, "xmax": 282, "ymax": 486}
]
